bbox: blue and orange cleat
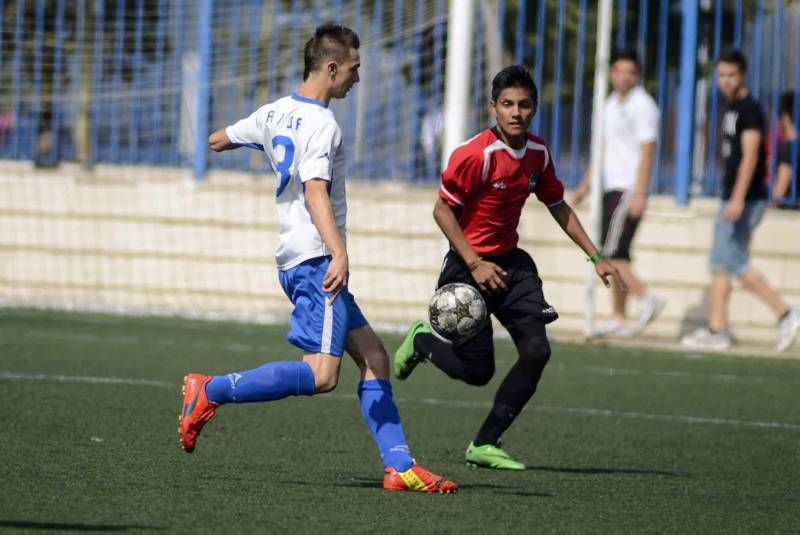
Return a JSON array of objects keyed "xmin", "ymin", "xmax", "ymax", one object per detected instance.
[
  {"xmin": 383, "ymin": 464, "xmax": 459, "ymax": 494},
  {"xmin": 178, "ymin": 373, "xmax": 217, "ymax": 453}
]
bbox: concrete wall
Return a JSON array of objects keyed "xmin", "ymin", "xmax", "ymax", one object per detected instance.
[{"xmin": 1, "ymin": 161, "xmax": 798, "ymax": 352}]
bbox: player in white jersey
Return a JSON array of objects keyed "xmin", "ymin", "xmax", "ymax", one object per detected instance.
[{"xmin": 178, "ymin": 22, "xmax": 457, "ymax": 493}]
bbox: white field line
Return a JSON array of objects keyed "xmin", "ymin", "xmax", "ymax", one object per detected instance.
[
  {"xmin": 20, "ymin": 329, "xmax": 799, "ymax": 386},
  {"xmin": 2, "ymin": 371, "xmax": 799, "ymax": 431}
]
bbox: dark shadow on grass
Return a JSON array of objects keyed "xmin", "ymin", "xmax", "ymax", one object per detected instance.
[
  {"xmin": 526, "ymin": 465, "xmax": 682, "ymax": 477},
  {"xmin": 0, "ymin": 520, "xmax": 164, "ymax": 532},
  {"xmin": 284, "ymin": 478, "xmax": 553, "ymax": 497}
]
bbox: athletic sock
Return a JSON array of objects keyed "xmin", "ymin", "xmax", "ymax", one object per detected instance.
[
  {"xmin": 357, "ymin": 379, "xmax": 414, "ymax": 471},
  {"xmin": 414, "ymin": 332, "xmax": 468, "ymax": 381},
  {"xmin": 473, "ymin": 358, "xmax": 546, "ymax": 447},
  {"xmin": 205, "ymin": 361, "xmax": 315, "ymax": 404}
]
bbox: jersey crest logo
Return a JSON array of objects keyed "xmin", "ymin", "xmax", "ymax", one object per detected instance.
[
  {"xmin": 492, "ymin": 180, "xmax": 507, "ymax": 190},
  {"xmin": 528, "ymin": 172, "xmax": 540, "ymax": 192}
]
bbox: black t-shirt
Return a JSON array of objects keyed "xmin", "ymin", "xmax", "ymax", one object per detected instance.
[
  {"xmin": 720, "ymin": 95, "xmax": 768, "ymax": 200},
  {"xmin": 776, "ymin": 140, "xmax": 800, "ymax": 209}
]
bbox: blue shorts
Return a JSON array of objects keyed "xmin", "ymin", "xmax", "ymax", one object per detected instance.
[
  {"xmin": 709, "ymin": 200, "xmax": 766, "ymax": 276},
  {"xmin": 278, "ymin": 256, "xmax": 368, "ymax": 357}
]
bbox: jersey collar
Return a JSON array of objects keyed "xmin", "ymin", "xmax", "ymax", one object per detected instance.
[{"xmin": 291, "ymin": 93, "xmax": 328, "ymax": 108}]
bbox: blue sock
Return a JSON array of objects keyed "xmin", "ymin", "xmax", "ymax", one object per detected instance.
[
  {"xmin": 205, "ymin": 361, "xmax": 315, "ymax": 404},
  {"xmin": 357, "ymin": 379, "xmax": 414, "ymax": 472}
]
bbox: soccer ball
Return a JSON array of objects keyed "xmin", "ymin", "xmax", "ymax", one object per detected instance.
[{"xmin": 428, "ymin": 283, "xmax": 488, "ymax": 341}]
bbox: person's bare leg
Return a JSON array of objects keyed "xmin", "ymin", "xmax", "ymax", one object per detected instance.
[
  {"xmin": 709, "ymin": 272, "xmax": 732, "ymax": 332},
  {"xmin": 738, "ymin": 268, "xmax": 789, "ymax": 317}
]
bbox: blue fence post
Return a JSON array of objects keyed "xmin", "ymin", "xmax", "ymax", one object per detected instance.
[
  {"xmin": 11, "ymin": 0, "xmax": 24, "ymax": 158},
  {"xmin": 751, "ymin": 0, "xmax": 763, "ymax": 98},
  {"xmin": 551, "ymin": 0, "xmax": 566, "ymax": 163},
  {"xmin": 30, "ymin": 0, "xmax": 44, "ymax": 162},
  {"xmin": 768, "ymin": 2, "xmax": 783, "ymax": 195},
  {"xmin": 674, "ymin": 0, "xmax": 699, "ymax": 206},
  {"xmin": 109, "ymin": 0, "xmax": 125, "ymax": 163},
  {"xmin": 653, "ymin": 0, "xmax": 669, "ymax": 192},
  {"xmin": 50, "ymin": 0, "xmax": 66, "ymax": 165},
  {"xmin": 193, "ymin": 0, "xmax": 213, "ymax": 180},
  {"xmin": 704, "ymin": 0, "xmax": 723, "ymax": 195},
  {"xmin": 532, "ymin": 0, "xmax": 546, "ymax": 134},
  {"xmin": 129, "ymin": 0, "xmax": 144, "ymax": 163},
  {"xmin": 90, "ymin": 0, "xmax": 104, "ymax": 165},
  {"xmin": 568, "ymin": 0, "xmax": 587, "ymax": 187},
  {"xmin": 150, "ymin": 0, "xmax": 166, "ymax": 163},
  {"xmin": 514, "ymin": 0, "xmax": 525, "ymax": 64},
  {"xmin": 616, "ymin": 0, "xmax": 628, "ymax": 48}
]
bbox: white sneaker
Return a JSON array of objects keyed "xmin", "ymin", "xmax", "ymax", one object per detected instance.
[
  {"xmin": 636, "ymin": 294, "xmax": 666, "ymax": 332},
  {"xmin": 592, "ymin": 319, "xmax": 633, "ymax": 338},
  {"xmin": 777, "ymin": 307, "xmax": 800, "ymax": 352},
  {"xmin": 681, "ymin": 327, "xmax": 731, "ymax": 350}
]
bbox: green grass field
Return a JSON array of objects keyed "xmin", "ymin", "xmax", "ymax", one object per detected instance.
[{"xmin": 1, "ymin": 308, "xmax": 798, "ymax": 533}]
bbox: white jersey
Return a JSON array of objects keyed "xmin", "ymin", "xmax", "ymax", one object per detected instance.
[
  {"xmin": 226, "ymin": 94, "xmax": 347, "ymax": 270},
  {"xmin": 602, "ymin": 85, "xmax": 660, "ymax": 191}
]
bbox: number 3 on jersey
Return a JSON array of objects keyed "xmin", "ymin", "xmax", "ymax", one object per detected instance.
[{"xmin": 272, "ymin": 135, "xmax": 295, "ymax": 197}]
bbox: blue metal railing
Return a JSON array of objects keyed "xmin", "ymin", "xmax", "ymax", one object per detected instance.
[{"xmin": 0, "ymin": 0, "xmax": 796, "ymax": 206}]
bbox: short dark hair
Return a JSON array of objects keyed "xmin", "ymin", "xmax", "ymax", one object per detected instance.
[
  {"xmin": 611, "ymin": 47, "xmax": 641, "ymax": 70},
  {"xmin": 779, "ymin": 90, "xmax": 795, "ymax": 119},
  {"xmin": 491, "ymin": 65, "xmax": 538, "ymax": 107},
  {"xmin": 716, "ymin": 48, "xmax": 748, "ymax": 73},
  {"xmin": 303, "ymin": 22, "xmax": 360, "ymax": 81}
]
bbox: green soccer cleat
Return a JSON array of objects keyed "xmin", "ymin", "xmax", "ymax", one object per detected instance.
[
  {"xmin": 393, "ymin": 320, "xmax": 431, "ymax": 380},
  {"xmin": 465, "ymin": 442, "xmax": 526, "ymax": 470}
]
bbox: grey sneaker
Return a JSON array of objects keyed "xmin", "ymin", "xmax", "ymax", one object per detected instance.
[
  {"xmin": 592, "ymin": 319, "xmax": 633, "ymax": 338},
  {"xmin": 636, "ymin": 294, "xmax": 666, "ymax": 332},
  {"xmin": 777, "ymin": 307, "xmax": 800, "ymax": 352},
  {"xmin": 681, "ymin": 327, "xmax": 731, "ymax": 350}
]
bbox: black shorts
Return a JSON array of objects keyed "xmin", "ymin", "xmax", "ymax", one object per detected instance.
[
  {"xmin": 601, "ymin": 190, "xmax": 641, "ymax": 261},
  {"xmin": 436, "ymin": 248, "xmax": 558, "ymax": 345}
]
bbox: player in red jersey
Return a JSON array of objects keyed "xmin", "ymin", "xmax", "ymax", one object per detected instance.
[{"xmin": 394, "ymin": 65, "xmax": 623, "ymax": 470}]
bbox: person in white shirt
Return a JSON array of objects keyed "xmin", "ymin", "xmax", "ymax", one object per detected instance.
[
  {"xmin": 177, "ymin": 22, "xmax": 458, "ymax": 493},
  {"xmin": 571, "ymin": 48, "xmax": 665, "ymax": 337}
]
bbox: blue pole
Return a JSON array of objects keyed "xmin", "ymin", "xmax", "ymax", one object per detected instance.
[
  {"xmin": 171, "ymin": 0, "xmax": 184, "ymax": 166},
  {"xmin": 225, "ymin": 4, "xmax": 242, "ymax": 169},
  {"xmin": 532, "ymin": 0, "xmax": 546, "ymax": 134},
  {"xmin": 569, "ymin": 0, "xmax": 587, "ymax": 188},
  {"xmin": 637, "ymin": 0, "xmax": 648, "ymax": 71},
  {"xmin": 90, "ymin": 0, "xmax": 104, "ymax": 164},
  {"xmin": 267, "ymin": 0, "xmax": 279, "ymax": 100},
  {"xmin": 514, "ymin": 0, "xmax": 525, "ymax": 64},
  {"xmin": 109, "ymin": 0, "xmax": 125, "ymax": 163},
  {"xmin": 243, "ymin": 0, "xmax": 261, "ymax": 170},
  {"xmin": 151, "ymin": 0, "xmax": 166, "ymax": 163},
  {"xmin": 31, "ymin": 0, "xmax": 45, "ymax": 162},
  {"xmin": 704, "ymin": 0, "xmax": 722, "ymax": 195},
  {"xmin": 427, "ymin": 0, "xmax": 445, "ymax": 180},
  {"xmin": 551, "ymin": 0, "xmax": 566, "ymax": 163},
  {"xmin": 11, "ymin": 0, "xmax": 22, "ymax": 159},
  {"xmin": 498, "ymin": 0, "xmax": 505, "ymax": 42},
  {"xmin": 409, "ymin": 0, "xmax": 424, "ymax": 180},
  {"xmin": 768, "ymin": 4, "xmax": 783, "ymax": 196},
  {"xmin": 388, "ymin": 0, "xmax": 403, "ymax": 178},
  {"xmin": 674, "ymin": 0, "xmax": 698, "ymax": 206},
  {"xmin": 616, "ymin": 0, "xmax": 628, "ymax": 48},
  {"xmin": 129, "ymin": 0, "xmax": 144, "ymax": 163},
  {"xmin": 193, "ymin": 0, "xmax": 213, "ymax": 180},
  {"xmin": 734, "ymin": 0, "xmax": 742, "ymax": 49},
  {"xmin": 653, "ymin": 0, "xmax": 669, "ymax": 192},
  {"xmin": 50, "ymin": 0, "xmax": 66, "ymax": 165},
  {"xmin": 751, "ymin": 0, "xmax": 763, "ymax": 99}
]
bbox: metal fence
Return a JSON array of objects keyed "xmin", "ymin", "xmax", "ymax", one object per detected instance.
[{"xmin": 0, "ymin": 0, "xmax": 798, "ymax": 205}]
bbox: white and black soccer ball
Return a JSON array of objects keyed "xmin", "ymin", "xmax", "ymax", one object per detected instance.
[{"xmin": 428, "ymin": 283, "xmax": 488, "ymax": 342}]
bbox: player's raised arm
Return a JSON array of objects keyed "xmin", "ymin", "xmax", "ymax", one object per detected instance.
[{"xmin": 548, "ymin": 201, "xmax": 626, "ymax": 291}]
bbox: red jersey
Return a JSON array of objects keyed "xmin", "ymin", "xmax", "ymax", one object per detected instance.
[{"xmin": 438, "ymin": 128, "xmax": 565, "ymax": 256}]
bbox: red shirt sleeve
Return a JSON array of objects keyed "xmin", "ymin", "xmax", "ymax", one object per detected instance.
[
  {"xmin": 439, "ymin": 145, "xmax": 484, "ymax": 207},
  {"xmin": 533, "ymin": 143, "xmax": 565, "ymax": 206}
]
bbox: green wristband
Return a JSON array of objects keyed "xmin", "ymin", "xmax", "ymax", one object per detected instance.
[{"xmin": 588, "ymin": 253, "xmax": 603, "ymax": 264}]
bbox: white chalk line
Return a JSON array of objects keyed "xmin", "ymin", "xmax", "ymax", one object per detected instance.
[
  {"xmin": 19, "ymin": 329, "xmax": 800, "ymax": 386},
  {"xmin": 1, "ymin": 371, "xmax": 798, "ymax": 431}
]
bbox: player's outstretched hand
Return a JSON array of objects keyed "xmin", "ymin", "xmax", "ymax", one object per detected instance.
[
  {"xmin": 323, "ymin": 254, "xmax": 349, "ymax": 302},
  {"xmin": 595, "ymin": 258, "xmax": 626, "ymax": 292},
  {"xmin": 471, "ymin": 260, "xmax": 508, "ymax": 293}
]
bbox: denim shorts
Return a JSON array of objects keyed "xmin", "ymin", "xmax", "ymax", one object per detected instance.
[{"xmin": 709, "ymin": 200, "xmax": 766, "ymax": 276}]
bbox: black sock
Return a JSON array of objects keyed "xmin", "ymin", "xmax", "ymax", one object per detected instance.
[
  {"xmin": 414, "ymin": 332, "xmax": 467, "ymax": 381},
  {"xmin": 473, "ymin": 343, "xmax": 549, "ymax": 447}
]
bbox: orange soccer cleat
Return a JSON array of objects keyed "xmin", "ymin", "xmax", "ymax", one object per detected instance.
[
  {"xmin": 383, "ymin": 464, "xmax": 459, "ymax": 494},
  {"xmin": 178, "ymin": 373, "xmax": 217, "ymax": 453}
]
